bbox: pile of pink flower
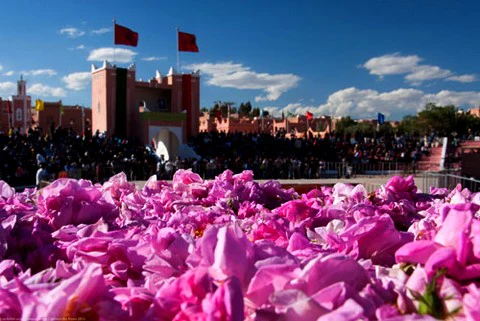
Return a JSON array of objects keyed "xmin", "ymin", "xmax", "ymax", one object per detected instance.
[{"xmin": 0, "ymin": 169, "xmax": 479, "ymax": 320}]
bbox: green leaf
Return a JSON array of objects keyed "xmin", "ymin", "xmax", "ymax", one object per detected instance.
[{"xmin": 410, "ymin": 269, "xmax": 448, "ymax": 319}]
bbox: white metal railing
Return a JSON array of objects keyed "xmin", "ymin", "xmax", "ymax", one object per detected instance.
[
  {"xmin": 422, "ymin": 171, "xmax": 480, "ymax": 192},
  {"xmin": 318, "ymin": 161, "xmax": 411, "ymax": 178}
]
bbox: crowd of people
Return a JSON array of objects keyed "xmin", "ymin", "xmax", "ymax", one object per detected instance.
[
  {"xmin": 1, "ymin": 124, "xmax": 461, "ymax": 189},
  {"xmin": 1, "ymin": 123, "xmax": 454, "ymax": 189},
  {"xmin": 185, "ymin": 131, "xmax": 445, "ymax": 179},
  {"xmin": 0, "ymin": 126, "xmax": 159, "ymax": 188}
]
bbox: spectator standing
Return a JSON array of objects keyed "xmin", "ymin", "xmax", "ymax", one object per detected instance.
[
  {"xmin": 165, "ymin": 160, "xmax": 174, "ymax": 179},
  {"xmin": 36, "ymin": 163, "xmax": 50, "ymax": 188}
]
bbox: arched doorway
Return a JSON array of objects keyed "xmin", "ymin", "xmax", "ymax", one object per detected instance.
[
  {"xmin": 138, "ymin": 100, "xmax": 147, "ymax": 112},
  {"xmin": 152, "ymin": 128, "xmax": 180, "ymax": 161}
]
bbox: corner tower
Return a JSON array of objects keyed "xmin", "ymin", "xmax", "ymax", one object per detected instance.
[
  {"xmin": 11, "ymin": 75, "xmax": 32, "ymax": 134},
  {"xmin": 91, "ymin": 61, "xmax": 137, "ymax": 137}
]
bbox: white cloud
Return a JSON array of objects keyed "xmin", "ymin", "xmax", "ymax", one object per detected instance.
[
  {"xmin": 87, "ymin": 47, "xmax": 137, "ymax": 63},
  {"xmin": 363, "ymin": 53, "xmax": 476, "ymax": 85},
  {"xmin": 92, "ymin": 28, "xmax": 111, "ymax": 35},
  {"xmin": 446, "ymin": 74, "xmax": 477, "ymax": 83},
  {"xmin": 269, "ymin": 87, "xmax": 480, "ymax": 120},
  {"xmin": 142, "ymin": 56, "xmax": 167, "ymax": 61},
  {"xmin": 424, "ymin": 90, "xmax": 480, "ymax": 107},
  {"xmin": 0, "ymin": 82, "xmax": 16, "ymax": 96},
  {"xmin": 3, "ymin": 71, "xmax": 14, "ymax": 76},
  {"xmin": 184, "ymin": 61, "xmax": 301, "ymax": 102},
  {"xmin": 59, "ymin": 27, "xmax": 85, "ymax": 38},
  {"xmin": 363, "ymin": 53, "xmax": 421, "ymax": 76},
  {"xmin": 263, "ymin": 106, "xmax": 279, "ymax": 115},
  {"xmin": 23, "ymin": 69, "xmax": 57, "ymax": 76},
  {"xmin": 0, "ymin": 65, "xmax": 3, "ymax": 71},
  {"xmin": 62, "ymin": 72, "xmax": 91, "ymax": 90},
  {"xmin": 68, "ymin": 45, "xmax": 86, "ymax": 51},
  {"xmin": 405, "ymin": 65, "xmax": 452, "ymax": 83},
  {"xmin": 29, "ymin": 83, "xmax": 67, "ymax": 97}
]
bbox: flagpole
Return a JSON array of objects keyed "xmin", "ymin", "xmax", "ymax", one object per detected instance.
[
  {"xmin": 23, "ymin": 91, "xmax": 27, "ymax": 135},
  {"xmin": 262, "ymin": 110, "xmax": 264, "ymax": 133},
  {"xmin": 330, "ymin": 106, "xmax": 333, "ymax": 135},
  {"xmin": 81, "ymin": 104, "xmax": 85, "ymax": 136},
  {"xmin": 8, "ymin": 102, "xmax": 12, "ymax": 132},
  {"xmin": 59, "ymin": 100, "xmax": 62, "ymax": 128},
  {"xmin": 176, "ymin": 27, "xmax": 180, "ymax": 72},
  {"xmin": 113, "ymin": 18, "xmax": 116, "ymax": 66}
]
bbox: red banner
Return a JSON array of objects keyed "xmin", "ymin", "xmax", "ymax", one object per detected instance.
[
  {"xmin": 114, "ymin": 23, "xmax": 138, "ymax": 47},
  {"xmin": 178, "ymin": 31, "xmax": 199, "ymax": 52},
  {"xmin": 306, "ymin": 111, "xmax": 313, "ymax": 120}
]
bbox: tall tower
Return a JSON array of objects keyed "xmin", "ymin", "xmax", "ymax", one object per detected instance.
[
  {"xmin": 18, "ymin": 75, "xmax": 26, "ymax": 96},
  {"xmin": 11, "ymin": 75, "xmax": 32, "ymax": 133},
  {"xmin": 185, "ymin": 70, "xmax": 200, "ymax": 138},
  {"xmin": 91, "ymin": 61, "xmax": 137, "ymax": 137}
]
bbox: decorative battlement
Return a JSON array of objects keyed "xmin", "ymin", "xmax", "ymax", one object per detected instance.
[
  {"xmin": 167, "ymin": 66, "xmax": 179, "ymax": 76},
  {"xmin": 91, "ymin": 60, "xmax": 136, "ymax": 73}
]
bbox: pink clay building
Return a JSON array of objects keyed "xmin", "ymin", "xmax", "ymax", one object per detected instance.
[{"xmin": 91, "ymin": 61, "xmax": 200, "ymax": 160}]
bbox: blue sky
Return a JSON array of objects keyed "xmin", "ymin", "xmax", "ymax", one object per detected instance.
[{"xmin": 1, "ymin": 0, "xmax": 479, "ymax": 120}]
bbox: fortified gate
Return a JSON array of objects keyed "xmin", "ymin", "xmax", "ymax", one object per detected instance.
[{"xmin": 91, "ymin": 61, "xmax": 200, "ymax": 160}]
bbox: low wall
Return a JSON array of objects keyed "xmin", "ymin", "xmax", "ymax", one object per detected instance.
[{"xmin": 281, "ymin": 181, "xmax": 384, "ymax": 194}]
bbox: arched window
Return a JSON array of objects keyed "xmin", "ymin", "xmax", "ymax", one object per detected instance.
[{"xmin": 16, "ymin": 108, "xmax": 22, "ymax": 121}]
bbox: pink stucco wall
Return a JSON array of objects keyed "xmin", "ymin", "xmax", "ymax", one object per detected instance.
[{"xmin": 91, "ymin": 63, "xmax": 200, "ymax": 145}]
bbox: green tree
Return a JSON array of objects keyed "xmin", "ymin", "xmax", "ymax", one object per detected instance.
[
  {"xmin": 252, "ymin": 107, "xmax": 260, "ymax": 117},
  {"xmin": 453, "ymin": 110, "xmax": 480, "ymax": 137},
  {"xmin": 238, "ymin": 102, "xmax": 245, "ymax": 114},
  {"xmin": 417, "ymin": 103, "xmax": 457, "ymax": 136},
  {"xmin": 334, "ymin": 116, "xmax": 356, "ymax": 135},
  {"xmin": 378, "ymin": 122, "xmax": 394, "ymax": 137},
  {"xmin": 210, "ymin": 103, "xmax": 220, "ymax": 117},
  {"xmin": 397, "ymin": 115, "xmax": 420, "ymax": 136},
  {"xmin": 239, "ymin": 101, "xmax": 252, "ymax": 116},
  {"xmin": 245, "ymin": 101, "xmax": 252, "ymax": 115},
  {"xmin": 220, "ymin": 104, "xmax": 229, "ymax": 117},
  {"xmin": 354, "ymin": 122, "xmax": 375, "ymax": 137}
]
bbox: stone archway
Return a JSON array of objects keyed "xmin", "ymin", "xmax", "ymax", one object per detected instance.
[
  {"xmin": 152, "ymin": 128, "xmax": 180, "ymax": 161},
  {"xmin": 138, "ymin": 100, "xmax": 147, "ymax": 112}
]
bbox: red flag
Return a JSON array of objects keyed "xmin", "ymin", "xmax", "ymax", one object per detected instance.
[
  {"xmin": 306, "ymin": 111, "xmax": 313, "ymax": 120},
  {"xmin": 114, "ymin": 23, "xmax": 138, "ymax": 47},
  {"xmin": 178, "ymin": 31, "xmax": 199, "ymax": 52}
]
